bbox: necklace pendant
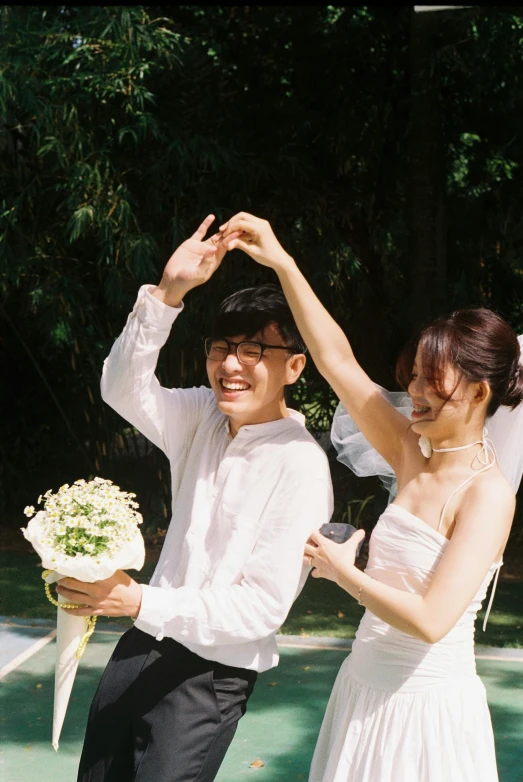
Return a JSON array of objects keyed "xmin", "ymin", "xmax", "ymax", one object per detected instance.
[{"xmin": 418, "ymin": 436, "xmax": 433, "ymax": 458}]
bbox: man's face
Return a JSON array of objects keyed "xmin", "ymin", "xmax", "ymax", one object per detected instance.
[{"xmin": 206, "ymin": 322, "xmax": 305, "ymax": 433}]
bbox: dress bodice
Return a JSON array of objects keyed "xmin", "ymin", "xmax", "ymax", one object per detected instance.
[{"xmin": 348, "ymin": 504, "xmax": 500, "ymax": 693}]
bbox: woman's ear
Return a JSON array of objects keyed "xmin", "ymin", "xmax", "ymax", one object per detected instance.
[{"xmin": 472, "ymin": 380, "xmax": 491, "ymax": 408}]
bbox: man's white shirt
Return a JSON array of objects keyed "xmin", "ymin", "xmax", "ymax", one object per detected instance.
[{"xmin": 101, "ymin": 285, "xmax": 334, "ymax": 672}]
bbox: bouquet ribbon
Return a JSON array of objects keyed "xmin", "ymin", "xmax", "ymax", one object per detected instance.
[{"xmin": 42, "ymin": 569, "xmax": 97, "ymax": 659}]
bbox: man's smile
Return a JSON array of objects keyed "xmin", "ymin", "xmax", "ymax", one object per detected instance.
[{"xmin": 220, "ymin": 378, "xmax": 251, "ymax": 391}]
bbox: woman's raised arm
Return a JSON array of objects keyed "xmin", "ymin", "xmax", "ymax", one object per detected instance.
[{"xmin": 221, "ymin": 212, "xmax": 414, "ymax": 472}]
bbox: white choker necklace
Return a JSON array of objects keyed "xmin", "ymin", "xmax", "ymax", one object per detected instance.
[{"xmin": 418, "ymin": 427, "xmax": 492, "ymax": 462}]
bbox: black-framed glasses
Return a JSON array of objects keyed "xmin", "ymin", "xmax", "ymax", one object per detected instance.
[{"xmin": 204, "ymin": 337, "xmax": 298, "ymax": 366}]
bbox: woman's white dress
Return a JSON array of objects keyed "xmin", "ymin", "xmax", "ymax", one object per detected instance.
[{"xmin": 309, "ymin": 502, "xmax": 500, "ymax": 782}]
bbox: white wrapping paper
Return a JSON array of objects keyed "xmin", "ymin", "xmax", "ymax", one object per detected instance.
[
  {"xmin": 44, "ymin": 571, "xmax": 92, "ymax": 750},
  {"xmin": 24, "ymin": 513, "xmax": 145, "ymax": 580},
  {"xmin": 34, "ymin": 535, "xmax": 145, "ymax": 750}
]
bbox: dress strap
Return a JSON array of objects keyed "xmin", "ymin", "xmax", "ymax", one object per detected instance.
[
  {"xmin": 437, "ymin": 474, "xmax": 480, "ymax": 532},
  {"xmin": 482, "ymin": 564, "xmax": 502, "ymax": 632},
  {"xmin": 437, "ymin": 437, "xmax": 497, "ymax": 532},
  {"xmin": 435, "ymin": 436, "xmax": 502, "ymax": 631}
]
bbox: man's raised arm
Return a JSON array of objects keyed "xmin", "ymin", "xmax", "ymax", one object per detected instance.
[{"xmin": 101, "ymin": 215, "xmax": 236, "ymax": 454}]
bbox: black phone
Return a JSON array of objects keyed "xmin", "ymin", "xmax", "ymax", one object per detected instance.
[{"xmin": 319, "ymin": 523, "xmax": 364, "ymax": 556}]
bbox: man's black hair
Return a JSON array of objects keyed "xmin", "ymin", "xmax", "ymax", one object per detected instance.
[{"xmin": 211, "ymin": 283, "xmax": 307, "ymax": 354}]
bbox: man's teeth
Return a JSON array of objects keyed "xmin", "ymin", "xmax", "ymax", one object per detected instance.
[
  {"xmin": 221, "ymin": 380, "xmax": 250, "ymax": 391},
  {"xmin": 414, "ymin": 405, "xmax": 430, "ymax": 413}
]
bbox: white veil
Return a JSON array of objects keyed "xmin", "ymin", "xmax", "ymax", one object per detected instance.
[{"xmin": 331, "ymin": 336, "xmax": 523, "ymax": 500}]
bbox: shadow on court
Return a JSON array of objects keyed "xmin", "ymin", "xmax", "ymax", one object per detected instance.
[{"xmin": 0, "ymin": 627, "xmax": 521, "ymax": 782}]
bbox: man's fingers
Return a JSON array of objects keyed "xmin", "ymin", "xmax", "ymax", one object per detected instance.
[
  {"xmin": 219, "ymin": 230, "xmax": 242, "ymax": 245},
  {"xmin": 193, "ymin": 212, "xmax": 261, "ymax": 243},
  {"xmin": 57, "ymin": 584, "xmax": 91, "ymax": 603},
  {"xmin": 58, "ymin": 576, "xmax": 83, "ymax": 590},
  {"xmin": 206, "ymin": 231, "xmax": 224, "ymax": 246},
  {"xmin": 205, "ymin": 230, "xmax": 241, "ymax": 249},
  {"xmin": 61, "ymin": 606, "xmax": 93, "ymax": 616},
  {"xmin": 192, "ymin": 214, "xmax": 215, "ymax": 242},
  {"xmin": 57, "ymin": 581, "xmax": 89, "ymax": 597}
]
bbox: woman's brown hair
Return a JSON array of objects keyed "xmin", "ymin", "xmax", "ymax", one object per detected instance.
[{"xmin": 396, "ymin": 309, "xmax": 523, "ymax": 417}]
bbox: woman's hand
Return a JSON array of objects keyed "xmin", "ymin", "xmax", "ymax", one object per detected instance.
[
  {"xmin": 304, "ymin": 528, "xmax": 365, "ymax": 583},
  {"xmin": 220, "ymin": 212, "xmax": 295, "ymax": 272}
]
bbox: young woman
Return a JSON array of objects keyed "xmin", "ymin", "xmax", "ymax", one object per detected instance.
[{"xmin": 220, "ymin": 213, "xmax": 523, "ymax": 782}]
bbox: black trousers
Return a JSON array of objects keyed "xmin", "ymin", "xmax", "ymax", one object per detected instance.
[{"xmin": 77, "ymin": 627, "xmax": 258, "ymax": 782}]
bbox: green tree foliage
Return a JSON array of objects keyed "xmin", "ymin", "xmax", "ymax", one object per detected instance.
[
  {"xmin": 1, "ymin": 6, "xmax": 186, "ymax": 523},
  {"xmin": 1, "ymin": 6, "xmax": 523, "ymax": 527}
]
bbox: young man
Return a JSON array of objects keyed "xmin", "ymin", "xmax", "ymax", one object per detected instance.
[{"xmin": 57, "ymin": 215, "xmax": 333, "ymax": 782}]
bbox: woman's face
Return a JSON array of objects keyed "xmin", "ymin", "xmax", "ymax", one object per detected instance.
[{"xmin": 407, "ymin": 346, "xmax": 471, "ymax": 438}]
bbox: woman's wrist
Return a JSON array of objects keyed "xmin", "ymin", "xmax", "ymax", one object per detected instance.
[
  {"xmin": 273, "ymin": 252, "xmax": 298, "ymax": 276},
  {"xmin": 356, "ymin": 573, "xmax": 374, "ymax": 606},
  {"xmin": 336, "ymin": 565, "xmax": 369, "ymax": 602}
]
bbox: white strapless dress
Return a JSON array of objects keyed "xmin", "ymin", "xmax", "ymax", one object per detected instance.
[{"xmin": 309, "ymin": 503, "xmax": 500, "ymax": 782}]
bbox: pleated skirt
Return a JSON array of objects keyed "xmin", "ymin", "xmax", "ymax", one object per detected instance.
[{"xmin": 309, "ymin": 655, "xmax": 498, "ymax": 782}]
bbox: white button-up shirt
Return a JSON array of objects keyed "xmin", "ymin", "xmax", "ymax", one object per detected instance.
[{"xmin": 101, "ymin": 285, "xmax": 334, "ymax": 672}]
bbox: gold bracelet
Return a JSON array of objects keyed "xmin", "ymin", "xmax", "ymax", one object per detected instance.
[{"xmin": 42, "ymin": 570, "xmax": 97, "ymax": 659}]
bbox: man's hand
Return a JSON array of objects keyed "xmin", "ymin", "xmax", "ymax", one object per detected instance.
[
  {"xmin": 219, "ymin": 212, "xmax": 295, "ymax": 272},
  {"xmin": 154, "ymin": 214, "xmax": 240, "ymax": 307},
  {"xmin": 56, "ymin": 570, "xmax": 143, "ymax": 619}
]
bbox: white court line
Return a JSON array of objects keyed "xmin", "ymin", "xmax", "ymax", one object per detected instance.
[
  {"xmin": 0, "ymin": 629, "xmax": 56, "ymax": 681},
  {"xmin": 278, "ymin": 638, "xmax": 523, "ymax": 663},
  {"xmin": 280, "ymin": 646, "xmax": 523, "ymax": 663},
  {"xmin": 278, "ymin": 642, "xmax": 351, "ymax": 652},
  {"xmin": 475, "ymin": 654, "xmax": 523, "ymax": 663},
  {"xmin": 0, "ymin": 625, "xmax": 521, "ymax": 669}
]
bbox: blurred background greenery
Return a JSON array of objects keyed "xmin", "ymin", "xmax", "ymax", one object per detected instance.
[{"xmin": 1, "ymin": 5, "xmax": 523, "ymax": 546}]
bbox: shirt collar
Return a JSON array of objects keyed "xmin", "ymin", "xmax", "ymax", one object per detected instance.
[{"xmin": 224, "ymin": 408, "xmax": 306, "ymax": 438}]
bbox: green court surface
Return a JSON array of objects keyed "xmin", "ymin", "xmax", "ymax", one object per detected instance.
[{"xmin": 1, "ymin": 624, "xmax": 522, "ymax": 782}]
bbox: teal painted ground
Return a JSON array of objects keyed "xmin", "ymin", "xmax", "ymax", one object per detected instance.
[{"xmin": 0, "ymin": 630, "xmax": 522, "ymax": 782}]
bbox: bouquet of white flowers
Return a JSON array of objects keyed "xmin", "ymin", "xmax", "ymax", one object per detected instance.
[{"xmin": 22, "ymin": 477, "xmax": 145, "ymax": 750}]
